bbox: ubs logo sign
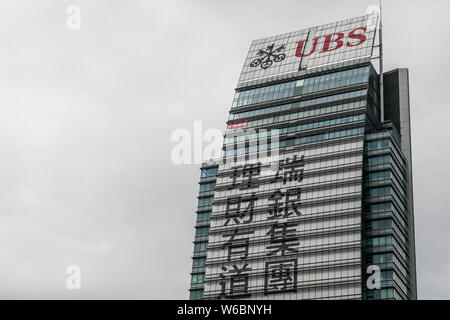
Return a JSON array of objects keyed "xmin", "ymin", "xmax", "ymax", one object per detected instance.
[
  {"xmin": 249, "ymin": 27, "xmax": 369, "ymax": 70},
  {"xmin": 250, "ymin": 43, "xmax": 286, "ymax": 69},
  {"xmin": 296, "ymin": 27, "xmax": 368, "ymax": 57}
]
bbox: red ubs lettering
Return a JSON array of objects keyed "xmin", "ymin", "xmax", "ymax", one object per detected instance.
[{"xmin": 295, "ymin": 27, "xmax": 367, "ymax": 58}]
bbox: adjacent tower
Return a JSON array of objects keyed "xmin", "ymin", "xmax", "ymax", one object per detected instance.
[{"xmin": 189, "ymin": 13, "xmax": 416, "ymax": 300}]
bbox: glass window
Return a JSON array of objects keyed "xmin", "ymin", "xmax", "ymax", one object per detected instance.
[
  {"xmin": 189, "ymin": 289, "xmax": 204, "ymax": 300},
  {"xmin": 195, "ymin": 227, "xmax": 210, "ymax": 237},
  {"xmin": 192, "ymin": 257, "xmax": 206, "ymax": 268},
  {"xmin": 199, "ymin": 182, "xmax": 216, "ymax": 192},
  {"xmin": 191, "ymin": 273, "xmax": 205, "ymax": 284},
  {"xmin": 194, "ymin": 241, "xmax": 208, "ymax": 252},
  {"xmin": 198, "ymin": 197, "xmax": 213, "ymax": 207},
  {"xmin": 196, "ymin": 211, "xmax": 212, "ymax": 222},
  {"xmin": 201, "ymin": 167, "xmax": 218, "ymax": 178},
  {"xmin": 232, "ymin": 67, "xmax": 369, "ymax": 108}
]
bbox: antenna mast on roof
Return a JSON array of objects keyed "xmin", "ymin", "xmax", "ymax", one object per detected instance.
[{"xmin": 379, "ymin": 0, "xmax": 384, "ymax": 122}]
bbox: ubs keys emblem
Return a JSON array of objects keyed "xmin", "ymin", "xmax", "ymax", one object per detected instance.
[{"xmin": 250, "ymin": 43, "xmax": 286, "ymax": 69}]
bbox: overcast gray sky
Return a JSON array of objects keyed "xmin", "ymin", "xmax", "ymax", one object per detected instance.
[{"xmin": 0, "ymin": 0, "xmax": 449, "ymax": 299}]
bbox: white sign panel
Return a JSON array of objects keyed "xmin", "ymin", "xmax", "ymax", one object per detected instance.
[{"xmin": 238, "ymin": 14, "xmax": 378, "ymax": 85}]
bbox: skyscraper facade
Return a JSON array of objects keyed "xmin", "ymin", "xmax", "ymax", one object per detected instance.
[{"xmin": 189, "ymin": 13, "xmax": 416, "ymax": 300}]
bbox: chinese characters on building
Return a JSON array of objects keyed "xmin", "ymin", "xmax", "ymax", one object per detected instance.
[{"xmin": 217, "ymin": 155, "xmax": 305, "ymax": 298}]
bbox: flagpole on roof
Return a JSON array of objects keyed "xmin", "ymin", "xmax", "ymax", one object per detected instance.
[{"xmin": 379, "ymin": 0, "xmax": 384, "ymax": 122}]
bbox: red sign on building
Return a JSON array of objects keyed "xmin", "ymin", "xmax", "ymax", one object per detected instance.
[{"xmin": 227, "ymin": 121, "xmax": 248, "ymax": 130}]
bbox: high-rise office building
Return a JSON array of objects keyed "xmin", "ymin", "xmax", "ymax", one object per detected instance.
[{"xmin": 189, "ymin": 13, "xmax": 416, "ymax": 300}]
